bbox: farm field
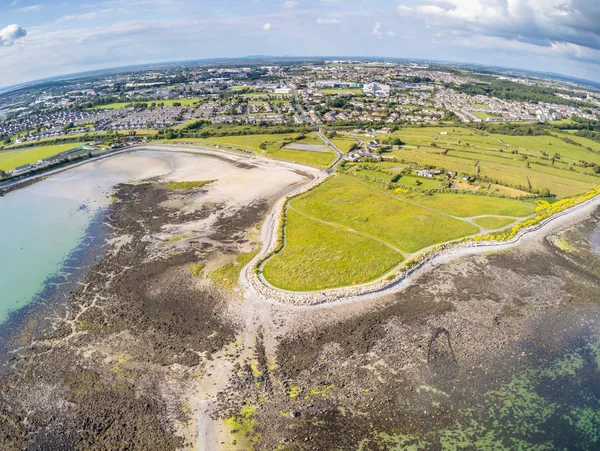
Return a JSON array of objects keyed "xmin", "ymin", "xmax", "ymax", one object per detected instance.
[
  {"xmin": 262, "ymin": 209, "xmax": 402, "ymax": 291},
  {"xmin": 384, "ymin": 126, "xmax": 600, "ymax": 198},
  {"xmin": 0, "ymin": 144, "xmax": 81, "ymax": 172},
  {"xmin": 262, "ymin": 167, "xmax": 558, "ymax": 290}
]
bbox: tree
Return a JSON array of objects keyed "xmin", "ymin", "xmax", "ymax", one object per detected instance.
[{"xmin": 0, "ymin": 169, "xmax": 6, "ymax": 179}]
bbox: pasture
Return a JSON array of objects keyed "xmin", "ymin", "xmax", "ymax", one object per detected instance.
[{"xmin": 384, "ymin": 127, "xmax": 600, "ymax": 198}]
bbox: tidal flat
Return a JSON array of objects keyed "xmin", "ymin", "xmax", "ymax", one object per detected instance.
[{"xmin": 2, "ymin": 147, "xmax": 600, "ymax": 450}]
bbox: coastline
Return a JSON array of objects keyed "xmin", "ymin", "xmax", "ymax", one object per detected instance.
[
  {"xmin": 0, "ymin": 206, "xmax": 109, "ymax": 370},
  {"xmin": 243, "ymin": 176, "xmax": 600, "ymax": 306}
]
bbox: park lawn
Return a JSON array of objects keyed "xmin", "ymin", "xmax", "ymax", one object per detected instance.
[
  {"xmin": 292, "ymin": 175, "xmax": 479, "ymax": 253},
  {"xmin": 0, "ymin": 144, "xmax": 80, "ymax": 172},
  {"xmin": 472, "ymin": 216, "xmax": 517, "ymax": 230},
  {"xmin": 397, "ymin": 191, "xmax": 537, "ymax": 218},
  {"xmin": 270, "ymin": 148, "xmax": 336, "ymax": 168},
  {"xmin": 262, "ymin": 209, "xmax": 403, "ymax": 291}
]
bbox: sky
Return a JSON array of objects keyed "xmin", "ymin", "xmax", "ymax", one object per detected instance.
[{"xmin": 1, "ymin": 0, "xmax": 600, "ymax": 87}]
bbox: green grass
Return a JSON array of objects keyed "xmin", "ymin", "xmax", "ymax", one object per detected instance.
[
  {"xmin": 397, "ymin": 192, "xmax": 537, "ymax": 218},
  {"xmin": 263, "ymin": 209, "xmax": 403, "ymax": 291},
  {"xmin": 472, "ymin": 216, "xmax": 517, "ymax": 230},
  {"xmin": 385, "ymin": 126, "xmax": 600, "ymax": 198},
  {"xmin": 165, "ymin": 180, "xmax": 215, "ymax": 190},
  {"xmin": 396, "ymin": 175, "xmax": 441, "ymax": 189},
  {"xmin": 168, "ymin": 132, "xmax": 335, "ymax": 167},
  {"xmin": 271, "ymin": 148, "xmax": 336, "ymax": 168},
  {"xmin": 355, "ymin": 169, "xmax": 393, "ymax": 182},
  {"xmin": 188, "ymin": 263, "xmax": 205, "ymax": 277},
  {"xmin": 88, "ymin": 99, "xmax": 201, "ymax": 110},
  {"xmin": 292, "ymin": 175, "xmax": 479, "ymax": 253},
  {"xmin": 173, "ymin": 132, "xmax": 321, "ymax": 153},
  {"xmin": 0, "ymin": 144, "xmax": 81, "ymax": 172},
  {"xmin": 320, "ymin": 88, "xmax": 364, "ymax": 95},
  {"xmin": 209, "ymin": 250, "xmax": 258, "ymax": 291},
  {"xmin": 331, "ymin": 138, "xmax": 358, "ymax": 153}
]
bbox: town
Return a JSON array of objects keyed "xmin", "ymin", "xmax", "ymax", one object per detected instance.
[{"xmin": 2, "ymin": 57, "xmax": 600, "ymax": 180}]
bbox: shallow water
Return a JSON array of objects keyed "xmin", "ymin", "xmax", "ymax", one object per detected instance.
[{"xmin": 0, "ymin": 151, "xmax": 179, "ymax": 325}]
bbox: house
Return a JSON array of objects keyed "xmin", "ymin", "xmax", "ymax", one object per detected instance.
[
  {"xmin": 417, "ymin": 169, "xmax": 434, "ymax": 178},
  {"xmin": 12, "ymin": 164, "xmax": 33, "ymax": 174}
]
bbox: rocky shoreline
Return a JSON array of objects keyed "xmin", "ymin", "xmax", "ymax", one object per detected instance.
[{"xmin": 2, "ymin": 148, "xmax": 600, "ymax": 449}]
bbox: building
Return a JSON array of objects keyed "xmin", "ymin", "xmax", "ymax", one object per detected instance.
[{"xmin": 363, "ymin": 83, "xmax": 391, "ymax": 96}]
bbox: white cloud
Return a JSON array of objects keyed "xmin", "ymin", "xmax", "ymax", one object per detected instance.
[
  {"xmin": 262, "ymin": 22, "xmax": 273, "ymax": 30},
  {"xmin": 397, "ymin": 0, "xmax": 600, "ymax": 52},
  {"xmin": 0, "ymin": 24, "xmax": 27, "ymax": 46},
  {"xmin": 372, "ymin": 22, "xmax": 382, "ymax": 39},
  {"xmin": 56, "ymin": 9, "xmax": 114, "ymax": 22},
  {"xmin": 18, "ymin": 4, "xmax": 41, "ymax": 12},
  {"xmin": 283, "ymin": 1, "xmax": 297, "ymax": 8},
  {"xmin": 387, "ymin": 30, "xmax": 395, "ymax": 37},
  {"xmin": 316, "ymin": 18, "xmax": 341, "ymax": 25}
]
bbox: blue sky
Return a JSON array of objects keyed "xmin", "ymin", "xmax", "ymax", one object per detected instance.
[{"xmin": 1, "ymin": 0, "xmax": 600, "ymax": 87}]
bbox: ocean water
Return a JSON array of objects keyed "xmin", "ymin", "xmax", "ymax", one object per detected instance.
[{"xmin": 0, "ymin": 151, "xmax": 177, "ymax": 325}]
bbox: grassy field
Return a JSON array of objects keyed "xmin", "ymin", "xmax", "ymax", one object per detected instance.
[
  {"xmin": 291, "ymin": 175, "xmax": 479, "ymax": 253},
  {"xmin": 164, "ymin": 132, "xmax": 336, "ymax": 167},
  {"xmin": 271, "ymin": 148, "xmax": 336, "ymax": 168},
  {"xmin": 0, "ymin": 144, "xmax": 81, "ymax": 172},
  {"xmin": 263, "ymin": 124, "xmax": 600, "ymax": 291},
  {"xmin": 331, "ymin": 137, "xmax": 358, "ymax": 153},
  {"xmin": 383, "ymin": 126, "xmax": 600, "ymax": 198},
  {"xmin": 472, "ymin": 216, "xmax": 516, "ymax": 230},
  {"xmin": 320, "ymin": 88, "xmax": 364, "ymax": 95},
  {"xmin": 396, "ymin": 191, "xmax": 537, "ymax": 218},
  {"xmin": 262, "ymin": 209, "xmax": 403, "ymax": 291},
  {"xmin": 89, "ymin": 99, "xmax": 201, "ymax": 110}
]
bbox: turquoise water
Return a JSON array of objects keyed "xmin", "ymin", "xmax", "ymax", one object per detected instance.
[
  {"xmin": 0, "ymin": 189, "xmax": 95, "ymax": 322},
  {"xmin": 0, "ymin": 151, "xmax": 176, "ymax": 324}
]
